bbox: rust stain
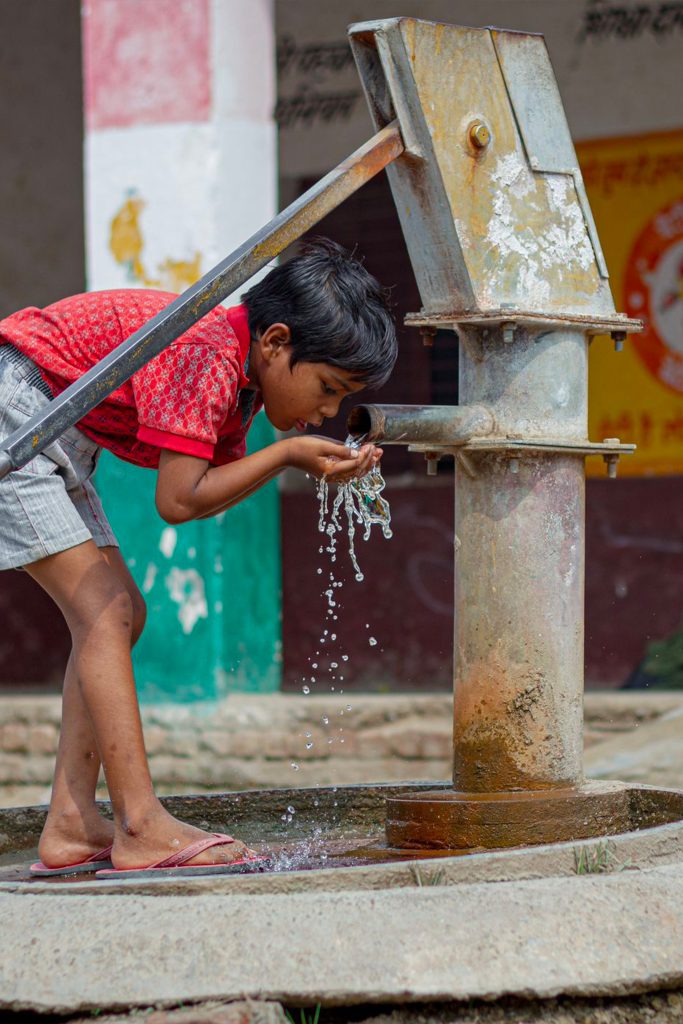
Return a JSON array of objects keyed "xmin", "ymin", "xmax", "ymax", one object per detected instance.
[{"xmin": 386, "ymin": 786, "xmax": 634, "ymax": 851}]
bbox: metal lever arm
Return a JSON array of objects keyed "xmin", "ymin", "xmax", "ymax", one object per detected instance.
[{"xmin": 0, "ymin": 122, "xmax": 404, "ymax": 480}]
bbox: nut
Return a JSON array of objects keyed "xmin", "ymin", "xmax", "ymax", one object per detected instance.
[{"xmin": 469, "ymin": 122, "xmax": 491, "ymax": 149}]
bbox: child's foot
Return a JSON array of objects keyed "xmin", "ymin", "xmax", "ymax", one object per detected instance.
[
  {"xmin": 110, "ymin": 806, "xmax": 258, "ymax": 870},
  {"xmin": 37, "ymin": 806, "xmax": 115, "ymax": 869}
]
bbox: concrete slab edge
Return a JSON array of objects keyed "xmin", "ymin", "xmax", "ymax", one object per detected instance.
[{"xmin": 2, "ymin": 868, "xmax": 683, "ymax": 1013}]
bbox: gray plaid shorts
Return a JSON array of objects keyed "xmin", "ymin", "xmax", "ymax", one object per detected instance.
[{"xmin": 0, "ymin": 345, "xmax": 118, "ymax": 570}]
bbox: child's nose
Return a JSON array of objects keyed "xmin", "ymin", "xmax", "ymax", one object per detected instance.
[{"xmin": 320, "ymin": 397, "xmax": 341, "ymax": 418}]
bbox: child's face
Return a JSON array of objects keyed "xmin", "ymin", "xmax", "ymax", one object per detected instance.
[{"xmin": 255, "ymin": 327, "xmax": 365, "ymax": 432}]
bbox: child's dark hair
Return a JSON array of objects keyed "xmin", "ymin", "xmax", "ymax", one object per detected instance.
[{"xmin": 242, "ymin": 238, "xmax": 397, "ymax": 389}]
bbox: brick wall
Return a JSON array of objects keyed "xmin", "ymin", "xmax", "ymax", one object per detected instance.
[{"xmin": 1, "ymin": 692, "xmax": 681, "ymax": 808}]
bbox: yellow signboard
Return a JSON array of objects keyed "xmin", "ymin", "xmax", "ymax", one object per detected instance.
[{"xmin": 577, "ymin": 129, "xmax": 683, "ymax": 477}]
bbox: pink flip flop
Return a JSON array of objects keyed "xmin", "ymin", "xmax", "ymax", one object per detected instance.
[
  {"xmin": 95, "ymin": 833, "xmax": 272, "ymax": 879},
  {"xmin": 30, "ymin": 844, "xmax": 114, "ymax": 876}
]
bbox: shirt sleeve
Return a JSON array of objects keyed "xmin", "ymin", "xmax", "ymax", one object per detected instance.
[{"xmin": 132, "ymin": 341, "xmax": 240, "ymax": 461}]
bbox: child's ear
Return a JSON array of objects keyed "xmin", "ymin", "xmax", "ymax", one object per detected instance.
[{"xmin": 259, "ymin": 323, "xmax": 291, "ymax": 362}]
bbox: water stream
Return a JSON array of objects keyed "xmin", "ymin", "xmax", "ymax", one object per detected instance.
[{"xmin": 289, "ymin": 436, "xmax": 393, "ymax": 830}]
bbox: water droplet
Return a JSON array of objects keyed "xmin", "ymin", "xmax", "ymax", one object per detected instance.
[
  {"xmin": 368, "ymin": 636, "xmax": 377, "ymax": 646},
  {"xmin": 305, "ymin": 741, "xmax": 313, "ymax": 750},
  {"xmin": 287, "ymin": 805, "xmax": 295, "ymax": 814},
  {"xmin": 291, "ymin": 762, "xmax": 300, "ymax": 771},
  {"xmin": 302, "ymin": 685, "xmax": 310, "ymax": 695},
  {"xmin": 317, "ymin": 568, "xmax": 322, "ymax": 574},
  {"xmin": 342, "ymin": 654, "xmax": 349, "ymax": 661},
  {"xmin": 331, "ymin": 661, "xmax": 338, "ymax": 669},
  {"xmin": 312, "ymin": 663, "xmax": 318, "ymax": 669},
  {"xmin": 321, "ymin": 714, "xmax": 329, "ymax": 725},
  {"xmin": 347, "ymin": 705, "xmax": 352, "ymax": 711},
  {"xmin": 331, "ymin": 633, "xmax": 337, "ymax": 641}
]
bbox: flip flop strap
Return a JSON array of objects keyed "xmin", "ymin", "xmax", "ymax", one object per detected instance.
[
  {"xmin": 152, "ymin": 833, "xmax": 235, "ymax": 869},
  {"xmin": 84, "ymin": 844, "xmax": 114, "ymax": 864}
]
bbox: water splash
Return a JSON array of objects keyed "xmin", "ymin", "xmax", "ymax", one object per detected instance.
[{"xmin": 316, "ymin": 434, "xmax": 392, "ymax": 582}]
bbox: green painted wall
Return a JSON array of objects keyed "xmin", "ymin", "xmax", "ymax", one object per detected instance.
[{"xmin": 95, "ymin": 411, "xmax": 281, "ymax": 703}]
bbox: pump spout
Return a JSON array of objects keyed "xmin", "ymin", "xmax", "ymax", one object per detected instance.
[{"xmin": 347, "ymin": 403, "xmax": 494, "ymax": 446}]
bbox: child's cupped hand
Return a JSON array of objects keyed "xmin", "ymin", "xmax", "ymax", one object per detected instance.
[{"xmin": 286, "ymin": 435, "xmax": 382, "ymax": 482}]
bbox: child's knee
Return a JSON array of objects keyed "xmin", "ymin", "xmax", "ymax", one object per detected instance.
[
  {"xmin": 130, "ymin": 590, "xmax": 147, "ymax": 647},
  {"xmin": 71, "ymin": 584, "xmax": 136, "ymax": 643}
]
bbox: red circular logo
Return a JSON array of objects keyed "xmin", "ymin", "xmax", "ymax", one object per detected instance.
[{"xmin": 624, "ymin": 198, "xmax": 683, "ymax": 394}]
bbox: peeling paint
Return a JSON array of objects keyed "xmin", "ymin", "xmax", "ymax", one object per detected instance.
[
  {"xmin": 159, "ymin": 527, "xmax": 177, "ymax": 559},
  {"xmin": 165, "ymin": 567, "xmax": 209, "ymax": 635},
  {"xmin": 484, "ymin": 155, "xmax": 594, "ymax": 304},
  {"xmin": 109, "ymin": 190, "xmax": 202, "ymax": 292},
  {"xmin": 142, "ymin": 562, "xmax": 158, "ymax": 594},
  {"xmin": 490, "ymin": 152, "xmax": 533, "ymax": 199}
]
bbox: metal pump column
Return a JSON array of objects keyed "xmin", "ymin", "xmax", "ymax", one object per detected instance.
[{"xmin": 347, "ymin": 18, "xmax": 641, "ymax": 849}]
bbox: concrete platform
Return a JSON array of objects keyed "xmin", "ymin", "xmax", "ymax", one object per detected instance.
[
  {"xmin": 1, "ymin": 863, "xmax": 683, "ymax": 1014},
  {"xmin": 1, "ymin": 781, "xmax": 682, "ymax": 1015}
]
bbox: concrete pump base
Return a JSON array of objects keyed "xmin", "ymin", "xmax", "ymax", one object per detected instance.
[{"xmin": 0, "ymin": 781, "xmax": 681, "ymax": 1014}]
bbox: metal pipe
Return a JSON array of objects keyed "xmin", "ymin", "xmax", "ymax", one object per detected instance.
[
  {"xmin": 453, "ymin": 325, "xmax": 587, "ymax": 793},
  {"xmin": 347, "ymin": 403, "xmax": 494, "ymax": 445},
  {"xmin": 0, "ymin": 122, "xmax": 404, "ymax": 480}
]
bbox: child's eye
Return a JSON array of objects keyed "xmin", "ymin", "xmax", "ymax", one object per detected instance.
[{"xmin": 322, "ymin": 384, "xmax": 337, "ymax": 396}]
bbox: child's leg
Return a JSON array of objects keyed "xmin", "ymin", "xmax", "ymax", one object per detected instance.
[
  {"xmin": 37, "ymin": 651, "xmax": 114, "ymax": 866},
  {"xmin": 37, "ymin": 546, "xmax": 145, "ymax": 867},
  {"xmin": 27, "ymin": 539, "xmax": 252, "ymax": 869}
]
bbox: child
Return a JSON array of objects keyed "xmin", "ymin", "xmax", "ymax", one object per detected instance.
[{"xmin": 0, "ymin": 239, "xmax": 396, "ymax": 877}]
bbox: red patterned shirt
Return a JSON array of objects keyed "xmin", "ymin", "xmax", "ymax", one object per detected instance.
[{"xmin": 0, "ymin": 290, "xmax": 261, "ymax": 468}]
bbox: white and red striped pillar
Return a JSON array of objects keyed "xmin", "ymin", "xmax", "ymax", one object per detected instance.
[{"xmin": 80, "ymin": 0, "xmax": 282, "ymax": 702}]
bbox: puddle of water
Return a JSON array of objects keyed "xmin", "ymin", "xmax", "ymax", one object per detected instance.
[{"xmin": 0, "ymin": 836, "xmax": 470, "ymax": 884}]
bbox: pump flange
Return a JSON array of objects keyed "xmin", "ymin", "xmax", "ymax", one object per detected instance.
[{"xmin": 385, "ymin": 780, "xmax": 683, "ymax": 852}]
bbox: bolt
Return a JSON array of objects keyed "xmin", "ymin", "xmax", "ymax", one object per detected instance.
[
  {"xmin": 603, "ymin": 454, "xmax": 620, "ymax": 479},
  {"xmin": 469, "ymin": 121, "xmax": 491, "ymax": 149},
  {"xmin": 425, "ymin": 453, "xmax": 439, "ymax": 477},
  {"xmin": 508, "ymin": 457, "xmax": 520, "ymax": 475},
  {"xmin": 420, "ymin": 326, "xmax": 437, "ymax": 348},
  {"xmin": 502, "ymin": 322, "xmax": 515, "ymax": 344},
  {"xmin": 611, "ymin": 330, "xmax": 626, "ymax": 352}
]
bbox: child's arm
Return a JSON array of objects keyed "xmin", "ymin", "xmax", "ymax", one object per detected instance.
[{"xmin": 155, "ymin": 437, "xmax": 380, "ymax": 524}]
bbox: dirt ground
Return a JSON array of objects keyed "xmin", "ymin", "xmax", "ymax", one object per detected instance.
[
  {"xmin": 5, "ymin": 990, "xmax": 683, "ymax": 1024},
  {"xmin": 349, "ymin": 989, "xmax": 683, "ymax": 1023}
]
